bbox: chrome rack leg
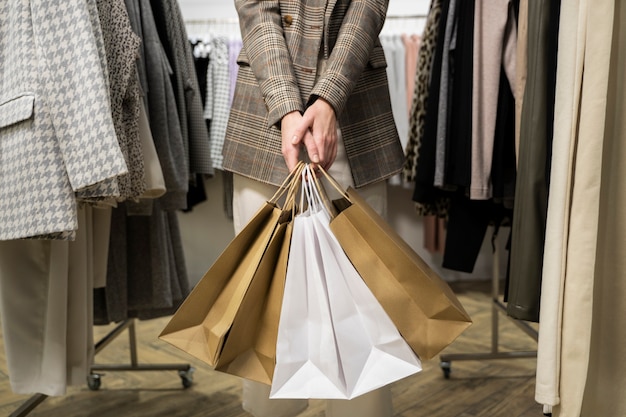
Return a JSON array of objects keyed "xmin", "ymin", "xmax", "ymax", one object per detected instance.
[
  {"xmin": 439, "ymin": 242, "xmax": 538, "ymax": 379},
  {"xmin": 9, "ymin": 393, "xmax": 48, "ymax": 417},
  {"xmin": 89, "ymin": 318, "xmax": 194, "ymax": 390},
  {"xmin": 10, "ymin": 318, "xmax": 196, "ymax": 415}
]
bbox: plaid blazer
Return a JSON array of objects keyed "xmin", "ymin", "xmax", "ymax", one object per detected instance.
[{"xmin": 223, "ymin": 0, "xmax": 404, "ymax": 188}]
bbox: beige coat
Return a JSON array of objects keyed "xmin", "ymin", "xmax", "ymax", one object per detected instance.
[{"xmin": 536, "ymin": 1, "xmax": 623, "ymax": 416}]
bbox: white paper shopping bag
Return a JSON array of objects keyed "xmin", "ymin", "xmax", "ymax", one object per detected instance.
[{"xmin": 270, "ymin": 166, "xmax": 421, "ymax": 399}]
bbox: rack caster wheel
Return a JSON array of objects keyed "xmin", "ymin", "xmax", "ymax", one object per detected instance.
[
  {"xmin": 440, "ymin": 361, "xmax": 451, "ymax": 379},
  {"xmin": 87, "ymin": 373, "xmax": 102, "ymax": 391},
  {"xmin": 178, "ymin": 368, "xmax": 195, "ymax": 389}
]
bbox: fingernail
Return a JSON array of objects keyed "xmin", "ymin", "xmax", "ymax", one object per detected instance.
[
  {"xmin": 312, "ymin": 154, "xmax": 319, "ymax": 163},
  {"xmin": 291, "ymin": 135, "xmax": 298, "ymax": 144}
]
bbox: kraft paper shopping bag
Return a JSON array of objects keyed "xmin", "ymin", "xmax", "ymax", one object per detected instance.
[
  {"xmin": 319, "ymin": 167, "xmax": 472, "ymax": 361},
  {"xmin": 159, "ymin": 163, "xmax": 303, "ymax": 374},
  {"xmin": 215, "ymin": 220, "xmax": 293, "ymax": 384}
]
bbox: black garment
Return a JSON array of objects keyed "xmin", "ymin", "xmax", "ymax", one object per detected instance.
[
  {"xmin": 444, "ymin": 0, "xmax": 474, "ymax": 190},
  {"xmin": 442, "ymin": 194, "xmax": 512, "ymax": 273},
  {"xmin": 412, "ymin": 0, "xmax": 450, "ymax": 206},
  {"xmin": 506, "ymin": 0, "xmax": 561, "ymax": 322},
  {"xmin": 184, "ymin": 173, "xmax": 208, "ymax": 212},
  {"xmin": 491, "ymin": 67, "xmax": 517, "ymax": 208},
  {"xmin": 185, "ymin": 48, "xmax": 211, "ymax": 211},
  {"xmin": 191, "ymin": 42, "xmax": 210, "ymax": 106}
]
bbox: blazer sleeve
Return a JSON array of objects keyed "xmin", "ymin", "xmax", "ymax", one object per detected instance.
[
  {"xmin": 310, "ymin": 0, "xmax": 389, "ymax": 116},
  {"xmin": 235, "ymin": 0, "xmax": 304, "ymax": 127},
  {"xmin": 31, "ymin": 0, "xmax": 128, "ymax": 191}
]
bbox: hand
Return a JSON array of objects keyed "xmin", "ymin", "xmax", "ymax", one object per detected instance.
[
  {"xmin": 297, "ymin": 97, "xmax": 338, "ymax": 171},
  {"xmin": 280, "ymin": 111, "xmax": 313, "ymax": 172}
]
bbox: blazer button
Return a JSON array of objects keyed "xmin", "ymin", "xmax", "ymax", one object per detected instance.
[{"xmin": 284, "ymin": 15, "xmax": 293, "ymax": 26}]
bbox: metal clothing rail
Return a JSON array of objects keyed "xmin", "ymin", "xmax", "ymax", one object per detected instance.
[
  {"xmin": 439, "ymin": 243, "xmax": 538, "ymax": 379},
  {"xmin": 185, "ymin": 18, "xmax": 239, "ymax": 25},
  {"xmin": 386, "ymin": 14, "xmax": 428, "ymax": 19},
  {"xmin": 10, "ymin": 319, "xmax": 193, "ymax": 417},
  {"xmin": 185, "ymin": 18, "xmax": 241, "ymax": 39}
]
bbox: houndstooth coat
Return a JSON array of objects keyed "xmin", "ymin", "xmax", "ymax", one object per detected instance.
[
  {"xmin": 0, "ymin": 0, "xmax": 128, "ymax": 240},
  {"xmin": 223, "ymin": 0, "xmax": 404, "ymax": 188}
]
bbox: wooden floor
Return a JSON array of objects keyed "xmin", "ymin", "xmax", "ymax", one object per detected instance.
[{"xmin": 0, "ymin": 281, "xmax": 544, "ymax": 417}]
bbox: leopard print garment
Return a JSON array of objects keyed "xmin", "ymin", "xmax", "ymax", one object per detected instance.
[
  {"xmin": 402, "ymin": 0, "xmax": 442, "ymax": 184},
  {"xmin": 402, "ymin": 0, "xmax": 449, "ymax": 217}
]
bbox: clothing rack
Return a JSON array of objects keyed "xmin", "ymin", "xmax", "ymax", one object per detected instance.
[
  {"xmin": 386, "ymin": 14, "xmax": 428, "ymax": 19},
  {"xmin": 9, "ymin": 319, "xmax": 193, "ymax": 417},
  {"xmin": 88, "ymin": 319, "xmax": 194, "ymax": 390},
  {"xmin": 185, "ymin": 18, "xmax": 241, "ymax": 40},
  {"xmin": 382, "ymin": 14, "xmax": 428, "ymax": 34},
  {"xmin": 438, "ymin": 241, "xmax": 538, "ymax": 378},
  {"xmin": 185, "ymin": 17, "xmax": 239, "ymax": 25}
]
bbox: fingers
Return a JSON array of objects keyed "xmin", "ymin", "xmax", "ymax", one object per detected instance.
[
  {"xmin": 280, "ymin": 100, "xmax": 338, "ymax": 172},
  {"xmin": 300, "ymin": 98, "xmax": 337, "ymax": 170},
  {"xmin": 302, "ymin": 130, "xmax": 320, "ymax": 164},
  {"xmin": 281, "ymin": 111, "xmax": 304, "ymax": 172},
  {"xmin": 305, "ymin": 130, "xmax": 337, "ymax": 170},
  {"xmin": 282, "ymin": 143, "xmax": 300, "ymax": 172},
  {"xmin": 323, "ymin": 137, "xmax": 338, "ymax": 170}
]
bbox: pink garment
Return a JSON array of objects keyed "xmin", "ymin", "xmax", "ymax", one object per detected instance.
[
  {"xmin": 402, "ymin": 34, "xmax": 421, "ymax": 114},
  {"xmin": 470, "ymin": 0, "xmax": 517, "ymax": 200},
  {"xmin": 423, "ymin": 215, "xmax": 446, "ymax": 254}
]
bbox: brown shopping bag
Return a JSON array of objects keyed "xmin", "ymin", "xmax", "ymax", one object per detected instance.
[
  {"xmin": 159, "ymin": 163, "xmax": 304, "ymax": 382},
  {"xmin": 319, "ymin": 167, "xmax": 472, "ymax": 360},
  {"xmin": 215, "ymin": 219, "xmax": 293, "ymax": 384}
]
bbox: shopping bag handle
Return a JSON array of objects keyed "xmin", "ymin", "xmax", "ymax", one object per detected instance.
[
  {"xmin": 315, "ymin": 165, "xmax": 350, "ymax": 201},
  {"xmin": 284, "ymin": 162, "xmax": 307, "ymax": 213},
  {"xmin": 294, "ymin": 164, "xmax": 341, "ymax": 218},
  {"xmin": 299, "ymin": 164, "xmax": 329, "ymax": 214},
  {"xmin": 310, "ymin": 168, "xmax": 339, "ymax": 218},
  {"xmin": 314, "ymin": 165, "xmax": 353, "ymax": 218},
  {"xmin": 269, "ymin": 161, "xmax": 306, "ymax": 207},
  {"xmin": 283, "ymin": 175, "xmax": 301, "ymax": 215}
]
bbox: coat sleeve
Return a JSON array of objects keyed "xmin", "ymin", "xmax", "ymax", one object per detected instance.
[
  {"xmin": 235, "ymin": 0, "xmax": 304, "ymax": 127},
  {"xmin": 31, "ymin": 0, "xmax": 128, "ymax": 191},
  {"xmin": 309, "ymin": 0, "xmax": 389, "ymax": 116}
]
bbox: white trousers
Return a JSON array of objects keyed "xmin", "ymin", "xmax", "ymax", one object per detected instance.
[
  {"xmin": 232, "ymin": 136, "xmax": 393, "ymax": 417},
  {"xmin": 0, "ymin": 206, "xmax": 109, "ymax": 396}
]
